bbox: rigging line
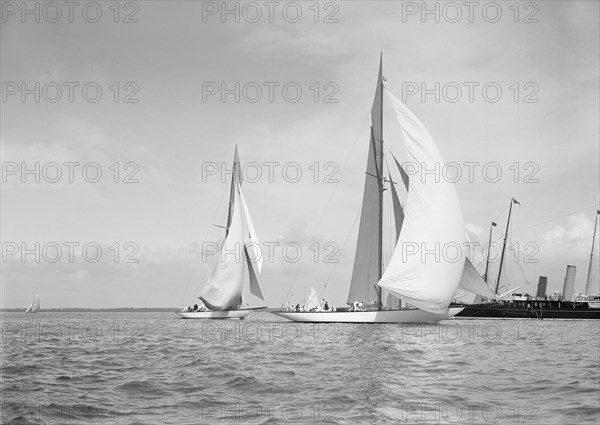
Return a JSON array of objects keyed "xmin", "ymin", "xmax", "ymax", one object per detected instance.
[
  {"xmin": 321, "ymin": 210, "xmax": 361, "ymax": 294},
  {"xmin": 467, "ymin": 206, "xmax": 511, "ymax": 246},
  {"xmin": 512, "ymin": 204, "xmax": 599, "ymax": 233},
  {"xmin": 283, "ymin": 110, "xmax": 371, "ymax": 301}
]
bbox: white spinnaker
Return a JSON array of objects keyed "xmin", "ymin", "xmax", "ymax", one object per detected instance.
[
  {"xmin": 199, "ymin": 181, "xmax": 245, "ymax": 311},
  {"xmin": 377, "ymin": 89, "xmax": 466, "ymax": 314}
]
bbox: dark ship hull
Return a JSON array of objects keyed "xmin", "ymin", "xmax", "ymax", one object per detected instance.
[{"xmin": 453, "ymin": 299, "xmax": 600, "ymax": 319}]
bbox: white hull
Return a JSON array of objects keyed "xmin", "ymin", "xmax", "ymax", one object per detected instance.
[
  {"xmin": 271, "ymin": 307, "xmax": 464, "ymax": 323},
  {"xmin": 176, "ymin": 309, "xmax": 257, "ymax": 319}
]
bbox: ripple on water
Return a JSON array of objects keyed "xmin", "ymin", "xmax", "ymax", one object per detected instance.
[{"xmin": 1, "ymin": 313, "xmax": 599, "ymax": 424}]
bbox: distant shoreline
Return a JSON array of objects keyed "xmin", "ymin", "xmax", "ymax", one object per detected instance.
[
  {"xmin": 0, "ymin": 307, "xmax": 279, "ymax": 313},
  {"xmin": 0, "ymin": 308, "xmax": 178, "ymax": 312}
]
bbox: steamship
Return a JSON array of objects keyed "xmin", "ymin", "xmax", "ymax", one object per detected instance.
[
  {"xmin": 454, "ymin": 272, "xmax": 600, "ymax": 319},
  {"xmin": 454, "ymin": 206, "xmax": 600, "ymax": 320}
]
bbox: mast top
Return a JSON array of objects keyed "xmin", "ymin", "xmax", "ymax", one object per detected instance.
[{"xmin": 377, "ymin": 53, "xmax": 383, "ymax": 87}]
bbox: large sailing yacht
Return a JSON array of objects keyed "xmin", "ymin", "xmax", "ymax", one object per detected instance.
[{"xmin": 273, "ymin": 56, "xmax": 471, "ymax": 323}]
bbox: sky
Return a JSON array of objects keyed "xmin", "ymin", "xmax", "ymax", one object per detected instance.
[{"xmin": 1, "ymin": 0, "xmax": 599, "ymax": 308}]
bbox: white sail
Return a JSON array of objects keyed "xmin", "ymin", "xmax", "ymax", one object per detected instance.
[
  {"xmin": 238, "ymin": 183, "xmax": 263, "ymax": 274},
  {"xmin": 26, "ymin": 293, "xmax": 40, "ymax": 313},
  {"xmin": 347, "ymin": 129, "xmax": 382, "ymax": 306},
  {"xmin": 304, "ymin": 287, "xmax": 320, "ymax": 311},
  {"xmin": 238, "ymin": 182, "xmax": 265, "ymax": 301},
  {"xmin": 584, "ymin": 210, "xmax": 599, "ymax": 296},
  {"xmin": 198, "ymin": 179, "xmax": 245, "ymax": 311},
  {"xmin": 459, "ymin": 257, "xmax": 497, "ymax": 299},
  {"xmin": 377, "ymin": 89, "xmax": 466, "ymax": 314},
  {"xmin": 32, "ymin": 294, "xmax": 41, "ymax": 312}
]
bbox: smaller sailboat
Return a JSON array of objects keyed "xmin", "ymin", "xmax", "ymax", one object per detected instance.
[
  {"xmin": 177, "ymin": 147, "xmax": 266, "ymax": 319},
  {"xmin": 25, "ymin": 293, "xmax": 41, "ymax": 313}
]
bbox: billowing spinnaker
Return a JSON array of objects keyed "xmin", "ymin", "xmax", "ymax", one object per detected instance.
[
  {"xmin": 199, "ymin": 182, "xmax": 245, "ymax": 311},
  {"xmin": 377, "ymin": 89, "xmax": 466, "ymax": 314}
]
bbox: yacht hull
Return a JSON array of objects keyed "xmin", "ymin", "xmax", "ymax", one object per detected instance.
[
  {"xmin": 454, "ymin": 301, "xmax": 600, "ymax": 319},
  {"xmin": 176, "ymin": 309, "xmax": 260, "ymax": 319},
  {"xmin": 271, "ymin": 307, "xmax": 463, "ymax": 323}
]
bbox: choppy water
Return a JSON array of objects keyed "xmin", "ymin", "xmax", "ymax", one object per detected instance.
[{"xmin": 1, "ymin": 312, "xmax": 599, "ymax": 424}]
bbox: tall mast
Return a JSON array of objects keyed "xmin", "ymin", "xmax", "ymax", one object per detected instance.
[
  {"xmin": 484, "ymin": 221, "xmax": 496, "ymax": 284},
  {"xmin": 585, "ymin": 210, "xmax": 600, "ymax": 295},
  {"xmin": 495, "ymin": 198, "xmax": 519, "ymax": 295},
  {"xmin": 225, "ymin": 146, "xmax": 241, "ymax": 237},
  {"xmin": 377, "ymin": 53, "xmax": 384, "ymax": 309}
]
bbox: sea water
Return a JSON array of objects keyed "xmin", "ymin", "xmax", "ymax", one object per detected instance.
[{"xmin": 1, "ymin": 311, "xmax": 599, "ymax": 424}]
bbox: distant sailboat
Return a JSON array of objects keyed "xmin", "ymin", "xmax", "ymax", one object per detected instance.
[
  {"xmin": 25, "ymin": 293, "xmax": 41, "ymax": 313},
  {"xmin": 273, "ymin": 55, "xmax": 466, "ymax": 323},
  {"xmin": 177, "ymin": 147, "xmax": 266, "ymax": 319}
]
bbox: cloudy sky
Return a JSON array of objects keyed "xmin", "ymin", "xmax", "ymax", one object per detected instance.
[{"xmin": 1, "ymin": 1, "xmax": 598, "ymax": 308}]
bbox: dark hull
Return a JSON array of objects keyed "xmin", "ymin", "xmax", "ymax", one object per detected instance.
[{"xmin": 454, "ymin": 301, "xmax": 600, "ymax": 319}]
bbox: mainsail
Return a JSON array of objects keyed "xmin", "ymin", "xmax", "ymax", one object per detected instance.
[
  {"xmin": 347, "ymin": 58, "xmax": 384, "ymax": 306},
  {"xmin": 377, "ymin": 89, "xmax": 466, "ymax": 314}
]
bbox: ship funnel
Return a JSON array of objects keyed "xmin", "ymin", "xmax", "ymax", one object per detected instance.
[
  {"xmin": 536, "ymin": 276, "xmax": 547, "ymax": 298},
  {"xmin": 561, "ymin": 265, "xmax": 576, "ymax": 302}
]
